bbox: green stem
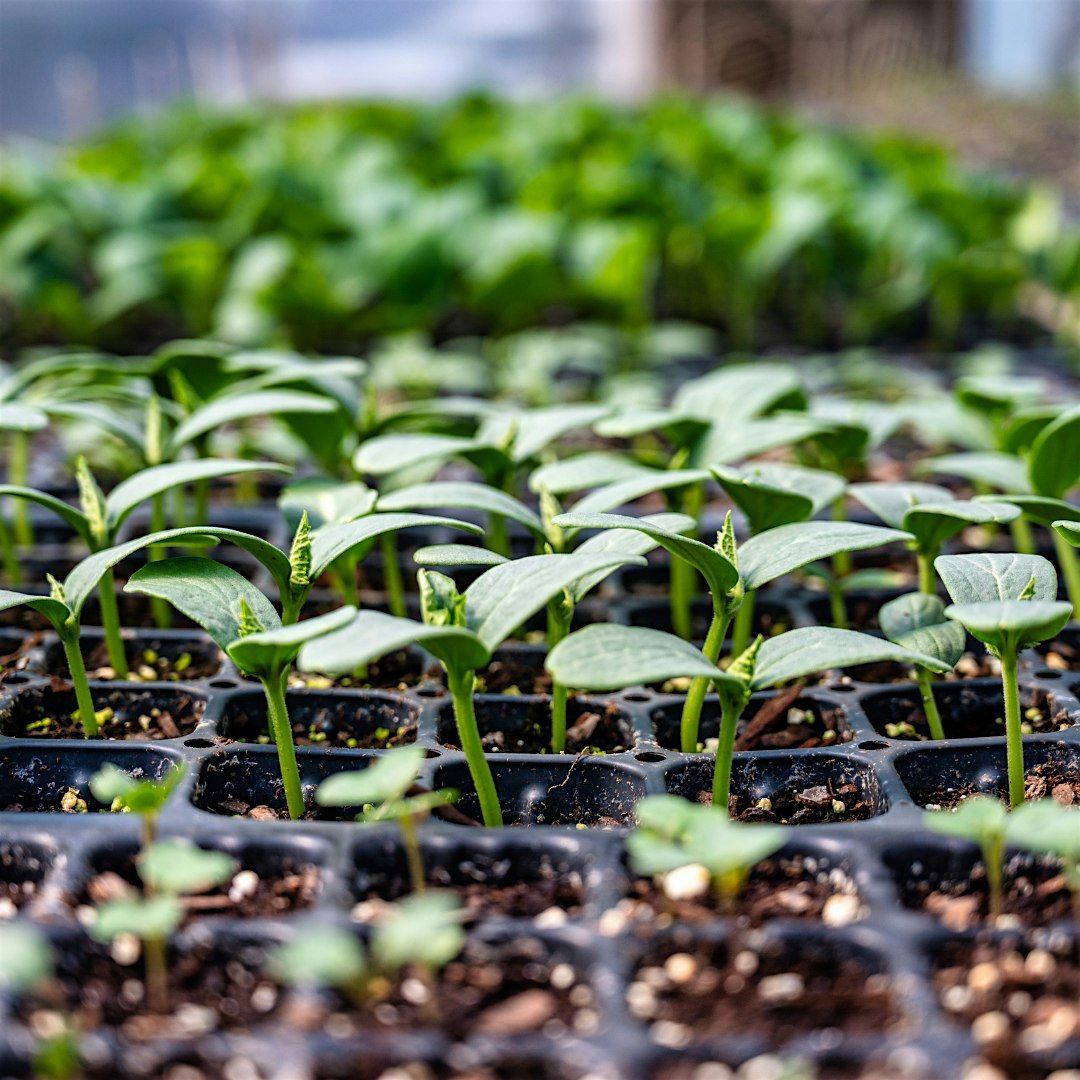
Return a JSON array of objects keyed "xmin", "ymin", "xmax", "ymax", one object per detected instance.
[
  {"xmin": 488, "ymin": 513, "xmax": 510, "ymax": 559},
  {"xmin": 380, "ymin": 533, "xmax": 406, "ymax": 618},
  {"xmin": 1001, "ymin": 649, "xmax": 1025, "ymax": 809},
  {"xmin": 551, "ymin": 682, "xmax": 569, "ymax": 754},
  {"xmin": 331, "ymin": 555, "xmax": 360, "ymax": 609},
  {"xmin": 712, "ymin": 691, "xmax": 742, "ymax": 813},
  {"xmin": 0, "ymin": 514, "xmax": 20, "ymax": 584},
  {"xmin": 916, "ymin": 667, "xmax": 946, "ymax": 741},
  {"xmin": 194, "ymin": 478, "xmax": 209, "ymax": 524},
  {"xmin": 680, "ymin": 608, "xmax": 730, "ymax": 753},
  {"xmin": 984, "ymin": 835, "xmax": 1004, "ymax": 922},
  {"xmin": 1010, "ymin": 515, "xmax": 1035, "ymax": 556},
  {"xmin": 148, "ymin": 494, "xmax": 172, "ymax": 629},
  {"xmin": 828, "ymin": 577, "xmax": 848, "ymax": 629},
  {"xmin": 668, "ymin": 482, "xmax": 704, "ymax": 641},
  {"xmin": 60, "ymin": 630, "xmax": 99, "ymax": 737},
  {"xmin": 9, "ymin": 430, "xmax": 31, "ymax": 545},
  {"xmin": 262, "ymin": 670, "xmax": 304, "ymax": 820},
  {"xmin": 917, "ymin": 550, "xmax": 937, "ymax": 595},
  {"xmin": 731, "ymin": 588, "xmax": 756, "ymax": 656},
  {"xmin": 97, "ymin": 567, "xmax": 129, "ymax": 679},
  {"xmin": 830, "ymin": 495, "xmax": 851, "ymax": 579},
  {"xmin": 447, "ymin": 667, "xmax": 502, "ymax": 827},
  {"xmin": 144, "ymin": 934, "xmax": 170, "ymax": 1013},
  {"xmin": 1053, "ymin": 531, "xmax": 1080, "ymax": 615},
  {"xmin": 400, "ymin": 813, "xmax": 426, "ymax": 894}
]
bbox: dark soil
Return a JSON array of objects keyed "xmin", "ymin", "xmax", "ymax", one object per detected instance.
[
  {"xmin": 47, "ymin": 638, "xmax": 224, "ymax": 682},
  {"xmin": 628, "ymin": 939, "xmax": 901, "ymax": 1045},
  {"xmin": 921, "ymin": 761, "xmax": 1080, "ymax": 810},
  {"xmin": 285, "ymin": 649, "xmax": 426, "ymax": 691},
  {"xmin": 622, "ymin": 855, "xmax": 863, "ymax": 930},
  {"xmin": 473, "ymin": 656, "xmax": 553, "ymax": 696},
  {"xmin": 898, "ymin": 857, "xmax": 1076, "ymax": 930},
  {"xmin": 706, "ymin": 779, "xmax": 877, "ymax": 825},
  {"xmin": 71, "ymin": 858, "xmax": 321, "ymax": 922},
  {"xmin": 835, "ymin": 650, "xmax": 1000, "ymax": 685},
  {"xmin": 453, "ymin": 700, "xmax": 632, "ymax": 755},
  {"xmin": 934, "ymin": 941, "xmax": 1080, "ymax": 1080},
  {"xmin": 224, "ymin": 697, "xmax": 417, "ymax": 750},
  {"xmin": 0, "ymin": 683, "xmax": 203, "ymax": 740}
]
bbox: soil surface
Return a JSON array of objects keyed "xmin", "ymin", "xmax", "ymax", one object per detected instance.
[
  {"xmin": 835, "ymin": 651, "xmax": 1001, "ymax": 685},
  {"xmin": 628, "ymin": 940, "xmax": 901, "ymax": 1045},
  {"xmin": 472, "ymin": 656, "xmax": 553, "ymax": 696},
  {"xmin": 920, "ymin": 761, "xmax": 1080, "ymax": 810},
  {"xmin": 447, "ymin": 700, "xmax": 632, "ymax": 755},
  {"xmin": 1, "ymin": 683, "xmax": 203, "ymax": 740},
  {"xmin": 47, "ymin": 640, "xmax": 223, "ymax": 682},
  {"xmin": 692, "ymin": 778, "xmax": 877, "ymax": 825},
  {"xmin": 934, "ymin": 940, "xmax": 1079, "ymax": 1080},
  {"xmin": 622, "ymin": 855, "xmax": 863, "ymax": 931},
  {"xmin": 285, "ymin": 649, "xmax": 426, "ymax": 691},
  {"xmin": 224, "ymin": 697, "xmax": 417, "ymax": 750},
  {"xmin": 899, "ymin": 857, "xmax": 1076, "ymax": 930}
]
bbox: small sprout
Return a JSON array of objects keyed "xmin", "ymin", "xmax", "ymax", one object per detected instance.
[
  {"xmin": 925, "ymin": 797, "xmax": 1009, "ymax": 921},
  {"xmin": 269, "ymin": 925, "xmax": 369, "ymax": 994},
  {"xmin": 1006, "ymin": 799, "xmax": 1080, "ymax": 924},
  {"xmin": 138, "ymin": 839, "xmax": 235, "ymax": 897},
  {"xmin": 89, "ymin": 763, "xmax": 184, "ymax": 848},
  {"xmin": 316, "ymin": 745, "xmax": 458, "ymax": 893},
  {"xmin": 0, "ymin": 922, "xmax": 54, "ymax": 994},
  {"xmin": 627, "ymin": 794, "xmax": 788, "ymax": 910}
]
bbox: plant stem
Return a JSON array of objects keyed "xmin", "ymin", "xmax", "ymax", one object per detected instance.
[
  {"xmin": 730, "ymin": 588, "xmax": 756, "ymax": 656},
  {"xmin": 262, "ymin": 670, "xmax": 304, "ymax": 820},
  {"xmin": 447, "ymin": 666, "xmax": 502, "ymax": 827},
  {"xmin": 331, "ymin": 555, "xmax": 360, "ymax": 608},
  {"xmin": 148, "ymin": 494, "xmax": 172, "ymax": 629},
  {"xmin": 488, "ymin": 513, "xmax": 510, "ymax": 559},
  {"xmin": 917, "ymin": 550, "xmax": 936, "ymax": 595},
  {"xmin": 60, "ymin": 631, "xmax": 99, "ymax": 737},
  {"xmin": 830, "ymin": 495, "xmax": 851, "ymax": 579},
  {"xmin": 400, "ymin": 814, "xmax": 426, "ymax": 894},
  {"xmin": 1052, "ymin": 530, "xmax": 1080, "ymax": 615},
  {"xmin": 828, "ymin": 578, "xmax": 848, "ymax": 629},
  {"xmin": 669, "ymin": 482, "xmax": 704, "ymax": 641},
  {"xmin": 712, "ymin": 691, "xmax": 742, "ymax": 813},
  {"xmin": 1001, "ymin": 649, "xmax": 1025, "ymax": 809},
  {"xmin": 0, "ymin": 515, "xmax": 20, "ymax": 584},
  {"xmin": 380, "ymin": 533, "xmax": 406, "ymax": 618},
  {"xmin": 551, "ymin": 682, "xmax": 568, "ymax": 754},
  {"xmin": 9, "ymin": 430, "xmax": 31, "ymax": 545},
  {"xmin": 984, "ymin": 835, "xmax": 1004, "ymax": 922},
  {"xmin": 916, "ymin": 667, "xmax": 946, "ymax": 741},
  {"xmin": 97, "ymin": 568, "xmax": 129, "ymax": 679},
  {"xmin": 143, "ymin": 934, "xmax": 170, "ymax": 1013},
  {"xmin": 1010, "ymin": 515, "xmax": 1035, "ymax": 555},
  {"xmin": 194, "ymin": 478, "xmax": 209, "ymax": 523},
  {"xmin": 680, "ymin": 608, "xmax": 730, "ymax": 753}
]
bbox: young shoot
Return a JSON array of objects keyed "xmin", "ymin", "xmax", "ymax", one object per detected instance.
[
  {"xmin": 878, "ymin": 593, "xmax": 966, "ymax": 740},
  {"xmin": 1007, "ymin": 799, "xmax": 1080, "ymax": 925},
  {"xmin": 936, "ymin": 553, "xmax": 1073, "ymax": 807},
  {"xmin": 89, "ymin": 762, "xmax": 185, "ymax": 849},
  {"xmin": 627, "ymin": 794, "xmax": 788, "ymax": 911},
  {"xmin": 547, "ymin": 622, "xmax": 949, "ymax": 810},
  {"xmin": 125, "ymin": 554, "xmax": 357, "ymax": 820},
  {"xmin": 924, "ymin": 797, "xmax": 1009, "ymax": 921},
  {"xmin": 316, "ymin": 745, "xmax": 458, "ymax": 894},
  {"xmin": 298, "ymin": 549, "xmax": 647, "ymax": 826}
]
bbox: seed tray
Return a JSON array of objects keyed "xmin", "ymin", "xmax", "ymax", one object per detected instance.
[{"xmin": 0, "ymin": 581, "xmax": 1078, "ymax": 1079}]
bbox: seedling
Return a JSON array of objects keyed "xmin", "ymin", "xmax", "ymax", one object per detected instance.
[
  {"xmin": 299, "ymin": 549, "xmax": 647, "ymax": 825},
  {"xmin": 1007, "ymin": 799, "xmax": 1080, "ymax": 924},
  {"xmin": 924, "ymin": 797, "xmax": 1009, "ymax": 920},
  {"xmin": 879, "ymin": 593, "xmax": 966, "ymax": 740},
  {"xmin": 268, "ymin": 892, "xmax": 464, "ymax": 1019},
  {"xmin": 316, "ymin": 745, "xmax": 459, "ymax": 893},
  {"xmin": 552, "ymin": 508, "xmax": 912, "ymax": 753},
  {"xmin": 124, "ymin": 550, "xmax": 357, "ymax": 820},
  {"xmin": 627, "ymin": 793, "xmax": 788, "ymax": 910},
  {"xmin": 547, "ymin": 622, "xmax": 949, "ymax": 809},
  {"xmin": 0, "ymin": 455, "xmax": 288, "ymax": 674},
  {"xmin": 849, "ymin": 482, "xmax": 1019, "ymax": 594},
  {"xmin": 937, "ymin": 553, "xmax": 1073, "ymax": 806},
  {"xmin": 89, "ymin": 762, "xmax": 185, "ymax": 849}
]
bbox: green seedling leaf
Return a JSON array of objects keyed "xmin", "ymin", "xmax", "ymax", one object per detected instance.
[
  {"xmin": 463, "ymin": 551, "xmax": 647, "ymax": 651},
  {"xmin": 0, "ymin": 403, "xmax": 49, "ymax": 433},
  {"xmin": 546, "ymin": 624, "xmax": 741, "ymax": 692},
  {"xmin": 1007, "ymin": 800, "xmax": 1080, "ymax": 863},
  {"xmin": 0, "ymin": 589, "xmax": 71, "ymax": 632},
  {"xmin": 299, "ymin": 610, "xmax": 490, "ymax": 677},
  {"xmin": 699, "ymin": 413, "xmax": 830, "ymax": 466},
  {"xmin": 269, "ymin": 927, "xmax": 367, "ymax": 989},
  {"xmin": 672, "ymin": 362, "xmax": 805, "ymax": 422},
  {"xmin": 934, "ymin": 553, "xmax": 1059, "ymax": 603},
  {"xmin": 1028, "ymin": 404, "xmax": 1080, "ymax": 499},
  {"xmin": 848, "ymin": 482, "xmax": 954, "ymax": 529},
  {"xmin": 0, "ymin": 486, "xmax": 93, "ymax": 545},
  {"xmin": 752, "ymin": 627, "xmax": 952, "ymax": 688},
  {"xmin": 170, "ymin": 390, "xmax": 339, "ymax": 451},
  {"xmin": 91, "ymin": 895, "xmax": 183, "ymax": 943},
  {"xmin": 944, "ymin": 600, "xmax": 1073, "ymax": 653},
  {"xmin": 125, "ymin": 557, "xmax": 281, "ymax": 651},
  {"xmin": 0, "ymin": 924, "xmax": 53, "ymax": 993},
  {"xmin": 488, "ymin": 403, "xmax": 609, "ymax": 463},
  {"xmin": 414, "ymin": 544, "xmax": 509, "ymax": 568},
  {"xmin": 377, "ymin": 481, "xmax": 543, "ymax": 537},
  {"xmin": 593, "ymin": 406, "xmax": 708, "ymax": 445},
  {"xmin": 903, "ymin": 500, "xmax": 1020, "ymax": 555},
  {"xmin": 553, "ymin": 512, "xmax": 738, "ymax": 601},
  {"xmin": 1054, "ymin": 520, "xmax": 1080, "ymax": 547},
  {"xmin": 89, "ymin": 762, "xmax": 184, "ymax": 816},
  {"xmin": 138, "ymin": 840, "xmax": 235, "ymax": 896},
  {"xmin": 354, "ymin": 433, "xmax": 495, "ymax": 477},
  {"xmin": 528, "ymin": 452, "xmax": 653, "ymax": 495},
  {"xmin": 371, "ymin": 892, "xmax": 464, "ymax": 973},
  {"xmin": 227, "ymin": 605, "xmax": 358, "ymax": 677},
  {"xmin": 989, "ymin": 495, "xmax": 1080, "ymax": 528},
  {"xmin": 919, "ymin": 452, "xmax": 1032, "ymax": 494},
  {"xmin": 738, "ymin": 521, "xmax": 912, "ymax": 591},
  {"xmin": 279, "ymin": 479, "xmax": 378, "ymax": 529},
  {"xmin": 879, "ymin": 593, "xmax": 967, "ymax": 668},
  {"xmin": 712, "ymin": 463, "xmax": 844, "ymax": 533},
  {"xmin": 569, "ymin": 468, "xmax": 711, "ymax": 518},
  {"xmin": 925, "ymin": 795, "xmax": 1008, "ymax": 845},
  {"xmin": 316, "ymin": 745, "xmax": 426, "ymax": 808}
]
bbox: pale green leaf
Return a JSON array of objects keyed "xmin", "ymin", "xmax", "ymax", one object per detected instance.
[
  {"xmin": 377, "ymin": 481, "xmax": 543, "ymax": 536},
  {"xmin": 934, "ymin": 553, "xmax": 1059, "ymax": 603},
  {"xmin": 227, "ymin": 605, "xmax": 357, "ymax": 677}
]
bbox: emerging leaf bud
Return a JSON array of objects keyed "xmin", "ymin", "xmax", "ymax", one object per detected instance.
[
  {"xmin": 74, "ymin": 456, "xmax": 108, "ymax": 547},
  {"xmin": 289, "ymin": 511, "xmax": 312, "ymax": 589},
  {"xmin": 236, "ymin": 596, "xmax": 265, "ymax": 638},
  {"xmin": 418, "ymin": 570, "xmax": 464, "ymax": 628}
]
